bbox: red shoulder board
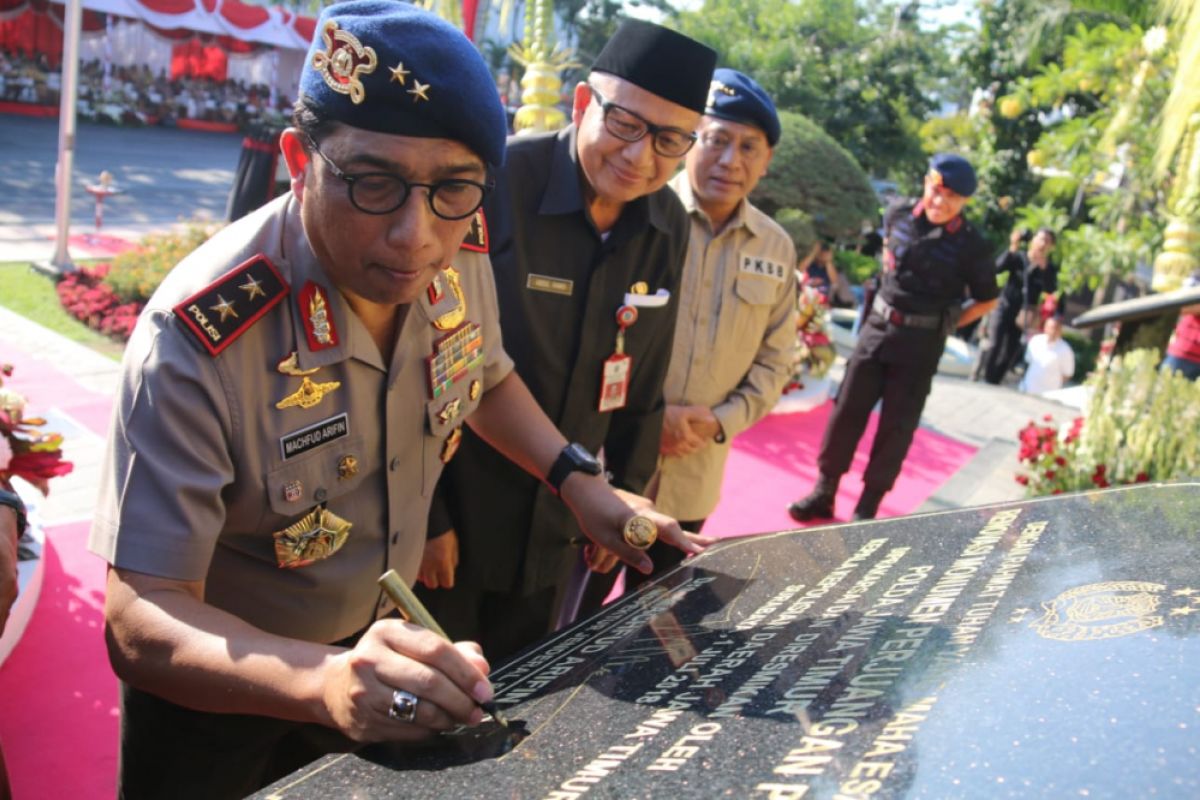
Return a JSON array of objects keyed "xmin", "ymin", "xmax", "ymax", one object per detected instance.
[
  {"xmin": 173, "ymin": 255, "xmax": 289, "ymax": 356},
  {"xmin": 460, "ymin": 209, "xmax": 488, "ymax": 253}
]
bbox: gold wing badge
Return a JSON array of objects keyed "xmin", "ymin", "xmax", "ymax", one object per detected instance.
[{"xmin": 275, "ymin": 352, "xmax": 341, "ymax": 410}]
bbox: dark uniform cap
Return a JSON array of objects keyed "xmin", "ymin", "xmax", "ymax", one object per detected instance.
[
  {"xmin": 590, "ymin": 19, "xmax": 718, "ymax": 114},
  {"xmin": 930, "ymin": 153, "xmax": 977, "ymax": 197},
  {"xmin": 298, "ymin": 0, "xmax": 507, "ymax": 167},
  {"xmin": 705, "ymin": 68, "xmax": 780, "ymax": 147}
]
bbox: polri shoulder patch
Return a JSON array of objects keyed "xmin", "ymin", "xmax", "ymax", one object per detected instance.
[
  {"xmin": 460, "ymin": 209, "xmax": 488, "ymax": 253},
  {"xmin": 173, "ymin": 255, "xmax": 289, "ymax": 356}
]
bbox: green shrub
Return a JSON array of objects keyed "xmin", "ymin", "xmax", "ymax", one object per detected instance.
[
  {"xmin": 752, "ymin": 111, "xmax": 879, "ymax": 242},
  {"xmin": 773, "ymin": 208, "xmax": 817, "ymax": 256},
  {"xmin": 834, "ymin": 250, "xmax": 879, "ymax": 286},
  {"xmin": 1062, "ymin": 329, "xmax": 1098, "ymax": 378},
  {"xmin": 105, "ymin": 224, "xmax": 217, "ymax": 303}
]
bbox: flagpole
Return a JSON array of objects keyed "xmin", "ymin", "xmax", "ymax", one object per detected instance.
[{"xmin": 49, "ymin": 0, "xmax": 83, "ymax": 273}]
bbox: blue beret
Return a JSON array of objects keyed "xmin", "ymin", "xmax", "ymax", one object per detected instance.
[
  {"xmin": 298, "ymin": 0, "xmax": 506, "ymax": 168},
  {"xmin": 930, "ymin": 153, "xmax": 977, "ymax": 197},
  {"xmin": 705, "ymin": 68, "xmax": 780, "ymax": 147}
]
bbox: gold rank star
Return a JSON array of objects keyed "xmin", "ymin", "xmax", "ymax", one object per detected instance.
[
  {"xmin": 1170, "ymin": 606, "xmax": 1197, "ymax": 616},
  {"xmin": 1173, "ymin": 588, "xmax": 1198, "ymax": 597},
  {"xmin": 239, "ymin": 275, "xmax": 266, "ymax": 301},
  {"xmin": 408, "ymin": 80, "xmax": 430, "ymax": 102},
  {"xmin": 210, "ymin": 294, "xmax": 238, "ymax": 322},
  {"xmin": 389, "ymin": 62, "xmax": 409, "ymax": 85}
]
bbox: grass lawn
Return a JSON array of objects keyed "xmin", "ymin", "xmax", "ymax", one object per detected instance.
[{"xmin": 0, "ymin": 262, "xmax": 125, "ymax": 361}]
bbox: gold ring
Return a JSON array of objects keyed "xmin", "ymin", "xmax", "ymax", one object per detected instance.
[{"xmin": 622, "ymin": 515, "xmax": 657, "ymax": 550}]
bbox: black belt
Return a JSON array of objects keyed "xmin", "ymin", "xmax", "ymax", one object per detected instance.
[{"xmin": 871, "ymin": 295, "xmax": 942, "ymax": 330}]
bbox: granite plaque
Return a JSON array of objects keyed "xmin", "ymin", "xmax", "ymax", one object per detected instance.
[{"xmin": 257, "ymin": 483, "xmax": 1200, "ymax": 799}]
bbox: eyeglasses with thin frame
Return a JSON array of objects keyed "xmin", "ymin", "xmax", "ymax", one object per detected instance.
[
  {"xmin": 587, "ymin": 84, "xmax": 697, "ymax": 158},
  {"xmin": 304, "ymin": 135, "xmax": 492, "ymax": 220}
]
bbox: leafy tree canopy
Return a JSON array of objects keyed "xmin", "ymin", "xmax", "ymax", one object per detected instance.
[
  {"xmin": 675, "ymin": 0, "xmax": 954, "ymax": 183},
  {"xmin": 752, "ymin": 110, "xmax": 879, "ymax": 247}
]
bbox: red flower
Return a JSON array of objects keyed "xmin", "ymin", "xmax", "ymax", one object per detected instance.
[
  {"xmin": 1043, "ymin": 413, "xmax": 1054, "ymax": 422},
  {"xmin": 1094, "ymin": 463, "xmax": 1107, "ymax": 476},
  {"xmin": 1044, "ymin": 470, "xmax": 1056, "ymax": 480},
  {"xmin": 1055, "ymin": 456, "xmax": 1066, "ymax": 466},
  {"xmin": 1016, "ymin": 475, "xmax": 1029, "ymax": 485},
  {"xmin": 1052, "ymin": 489, "xmax": 1063, "ymax": 494},
  {"xmin": 1136, "ymin": 472, "xmax": 1149, "ymax": 482}
]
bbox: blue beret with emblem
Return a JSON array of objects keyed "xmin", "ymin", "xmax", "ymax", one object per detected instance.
[
  {"xmin": 705, "ymin": 68, "xmax": 780, "ymax": 147},
  {"xmin": 930, "ymin": 153, "xmax": 977, "ymax": 197},
  {"xmin": 298, "ymin": 0, "xmax": 506, "ymax": 168}
]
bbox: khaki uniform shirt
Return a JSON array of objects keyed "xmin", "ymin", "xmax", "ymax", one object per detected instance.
[
  {"xmin": 655, "ymin": 173, "xmax": 797, "ymax": 520},
  {"xmin": 89, "ymin": 195, "xmax": 513, "ymax": 644}
]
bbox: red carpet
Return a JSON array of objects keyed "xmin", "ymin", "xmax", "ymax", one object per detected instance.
[
  {"xmin": 706, "ymin": 403, "xmax": 978, "ymax": 537},
  {"xmin": 0, "ymin": 521, "xmax": 117, "ymax": 800}
]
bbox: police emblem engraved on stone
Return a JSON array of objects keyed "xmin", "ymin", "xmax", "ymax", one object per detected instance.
[
  {"xmin": 622, "ymin": 514, "xmax": 657, "ymax": 550},
  {"xmin": 272, "ymin": 505, "xmax": 352, "ymax": 568}
]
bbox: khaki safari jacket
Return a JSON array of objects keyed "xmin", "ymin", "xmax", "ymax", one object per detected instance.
[{"xmin": 656, "ymin": 172, "xmax": 797, "ymax": 521}]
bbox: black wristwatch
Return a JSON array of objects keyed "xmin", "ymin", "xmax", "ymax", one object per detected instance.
[
  {"xmin": 0, "ymin": 488, "xmax": 27, "ymax": 539},
  {"xmin": 546, "ymin": 443, "xmax": 603, "ymax": 495}
]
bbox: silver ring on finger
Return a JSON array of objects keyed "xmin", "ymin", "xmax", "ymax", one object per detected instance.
[{"xmin": 388, "ymin": 688, "xmax": 420, "ymax": 723}]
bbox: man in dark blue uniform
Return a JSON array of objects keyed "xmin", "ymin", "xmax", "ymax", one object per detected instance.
[{"xmin": 787, "ymin": 154, "xmax": 999, "ymax": 521}]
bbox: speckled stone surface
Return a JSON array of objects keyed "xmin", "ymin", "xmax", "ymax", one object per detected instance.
[{"xmin": 255, "ymin": 483, "xmax": 1200, "ymax": 799}]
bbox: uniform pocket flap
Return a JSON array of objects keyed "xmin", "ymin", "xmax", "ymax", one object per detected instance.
[
  {"xmin": 735, "ymin": 274, "xmax": 781, "ymax": 306},
  {"xmin": 267, "ymin": 434, "xmax": 365, "ymax": 515}
]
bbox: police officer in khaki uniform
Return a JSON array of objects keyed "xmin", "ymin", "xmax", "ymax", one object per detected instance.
[
  {"xmin": 582, "ymin": 70, "xmax": 796, "ymax": 606},
  {"xmin": 88, "ymin": 4, "xmax": 705, "ymax": 797}
]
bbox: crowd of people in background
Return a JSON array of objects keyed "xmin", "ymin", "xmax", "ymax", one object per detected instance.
[{"xmin": 0, "ymin": 49, "xmax": 292, "ymax": 130}]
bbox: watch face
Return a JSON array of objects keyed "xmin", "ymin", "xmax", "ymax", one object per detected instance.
[{"xmin": 567, "ymin": 443, "xmax": 602, "ymax": 474}]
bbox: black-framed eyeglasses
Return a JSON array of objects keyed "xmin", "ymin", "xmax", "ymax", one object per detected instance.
[
  {"xmin": 305, "ymin": 135, "xmax": 492, "ymax": 220},
  {"xmin": 588, "ymin": 84, "xmax": 697, "ymax": 158}
]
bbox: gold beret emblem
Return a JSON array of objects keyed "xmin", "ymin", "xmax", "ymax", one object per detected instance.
[{"xmin": 312, "ymin": 20, "xmax": 378, "ymax": 105}]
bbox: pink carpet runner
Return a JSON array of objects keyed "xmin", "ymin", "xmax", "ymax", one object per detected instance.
[{"xmin": 0, "ymin": 328, "xmax": 975, "ymax": 799}]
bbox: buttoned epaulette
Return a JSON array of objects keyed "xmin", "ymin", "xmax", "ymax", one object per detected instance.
[
  {"xmin": 460, "ymin": 209, "xmax": 488, "ymax": 253},
  {"xmin": 173, "ymin": 255, "xmax": 289, "ymax": 356}
]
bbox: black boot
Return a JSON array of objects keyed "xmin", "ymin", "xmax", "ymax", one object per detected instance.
[
  {"xmin": 788, "ymin": 474, "xmax": 839, "ymax": 522},
  {"xmin": 853, "ymin": 488, "xmax": 885, "ymax": 521}
]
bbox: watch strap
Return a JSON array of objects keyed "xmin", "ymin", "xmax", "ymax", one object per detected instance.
[{"xmin": 546, "ymin": 444, "xmax": 600, "ymax": 496}]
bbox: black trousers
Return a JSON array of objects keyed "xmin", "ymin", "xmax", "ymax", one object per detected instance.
[
  {"xmin": 981, "ymin": 303, "xmax": 1024, "ymax": 384},
  {"xmin": 817, "ymin": 350, "xmax": 936, "ymax": 494},
  {"xmin": 117, "ymin": 683, "xmax": 355, "ymax": 800},
  {"xmin": 414, "ymin": 582, "xmax": 558, "ymax": 665}
]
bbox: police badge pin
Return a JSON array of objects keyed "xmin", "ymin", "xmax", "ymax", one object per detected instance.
[
  {"xmin": 337, "ymin": 454, "xmax": 359, "ymax": 480},
  {"xmin": 273, "ymin": 505, "xmax": 353, "ymax": 568},
  {"xmin": 431, "ymin": 267, "xmax": 467, "ymax": 331},
  {"xmin": 441, "ymin": 427, "xmax": 463, "ymax": 463}
]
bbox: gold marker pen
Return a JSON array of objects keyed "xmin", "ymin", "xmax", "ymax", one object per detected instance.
[{"xmin": 378, "ymin": 569, "xmax": 510, "ymax": 728}]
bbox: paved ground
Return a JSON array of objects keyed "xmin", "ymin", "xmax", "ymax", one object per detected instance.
[{"xmin": 0, "ymin": 114, "xmax": 244, "ymax": 263}]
